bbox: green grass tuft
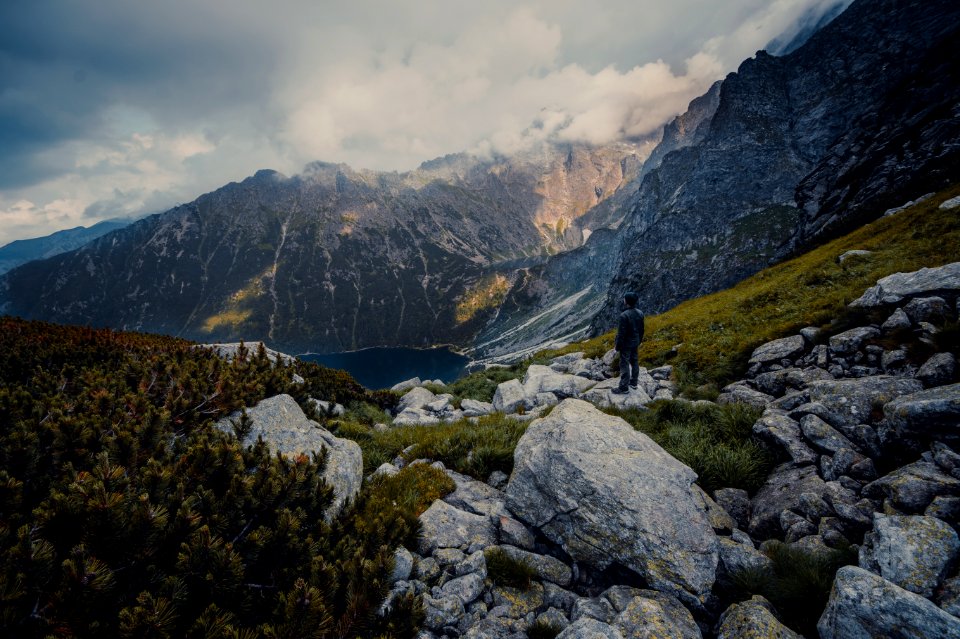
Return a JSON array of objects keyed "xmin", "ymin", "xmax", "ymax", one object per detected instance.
[
  {"xmin": 732, "ymin": 540, "xmax": 857, "ymax": 637},
  {"xmin": 334, "ymin": 413, "xmax": 529, "ymax": 479},
  {"xmin": 484, "ymin": 548, "xmax": 537, "ymax": 590},
  {"xmin": 605, "ymin": 400, "xmax": 771, "ymax": 493}
]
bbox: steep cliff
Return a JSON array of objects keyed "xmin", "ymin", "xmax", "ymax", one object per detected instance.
[{"xmin": 591, "ymin": 0, "xmax": 960, "ymax": 334}]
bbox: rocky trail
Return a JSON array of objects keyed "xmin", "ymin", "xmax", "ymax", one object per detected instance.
[{"xmin": 214, "ymin": 261, "xmax": 960, "ymax": 638}]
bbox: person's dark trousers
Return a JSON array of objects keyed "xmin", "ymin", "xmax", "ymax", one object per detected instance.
[{"xmin": 618, "ymin": 347, "xmax": 639, "ymax": 390}]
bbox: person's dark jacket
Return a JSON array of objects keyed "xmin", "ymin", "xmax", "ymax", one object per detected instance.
[{"xmin": 615, "ymin": 308, "xmax": 644, "ymax": 350}]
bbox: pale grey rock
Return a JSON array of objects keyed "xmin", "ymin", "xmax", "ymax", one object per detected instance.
[
  {"xmin": 717, "ymin": 596, "xmax": 801, "ymax": 639},
  {"xmin": 496, "ymin": 545, "xmax": 572, "ymax": 587},
  {"xmin": 534, "ymin": 392, "xmax": 560, "ymax": 408},
  {"xmin": 649, "ymin": 365, "xmax": 673, "ymax": 380},
  {"xmin": 373, "ymin": 462, "xmax": 400, "ymax": 478},
  {"xmin": 488, "ymin": 470, "xmax": 509, "ymax": 490},
  {"xmin": 800, "ymin": 414, "xmax": 859, "ymax": 455},
  {"xmin": 940, "ymin": 196, "xmax": 960, "ymax": 210},
  {"xmin": 423, "ymin": 594, "xmax": 466, "ymax": 632},
  {"xmin": 882, "ymin": 349, "xmax": 909, "ymax": 371},
  {"xmin": 392, "ymin": 547, "xmax": 415, "ymax": 583},
  {"xmin": 498, "ymin": 516, "xmax": 536, "ymax": 550},
  {"xmin": 419, "ymin": 500, "xmax": 498, "ymax": 554},
  {"xmin": 850, "ymin": 262, "xmax": 960, "ymax": 308},
  {"xmin": 748, "ymin": 336, "xmax": 806, "ymax": 366},
  {"xmin": 568, "ymin": 358, "xmax": 611, "ymax": 382},
  {"xmin": 749, "ymin": 464, "xmax": 827, "ymax": 538},
  {"xmin": 882, "ymin": 307, "xmax": 913, "ymax": 332},
  {"xmin": 523, "ymin": 365, "xmax": 596, "ymax": 399},
  {"xmin": 818, "ymin": 566, "xmax": 960, "ymax": 638},
  {"xmin": 455, "ymin": 550, "xmax": 487, "ymax": 579},
  {"xmin": 714, "ymin": 488, "xmax": 750, "ymax": 530},
  {"xmin": 536, "ymin": 607, "xmax": 570, "ymax": 631},
  {"xmin": 613, "ymin": 594, "xmax": 702, "ymax": 639},
  {"xmin": 490, "ymin": 582, "xmax": 544, "ymax": 618},
  {"xmin": 434, "ymin": 548, "xmax": 467, "ymax": 566},
  {"xmin": 204, "ymin": 341, "xmax": 294, "ymax": 365},
  {"xmin": 444, "ymin": 470, "xmax": 509, "ymax": 518},
  {"xmin": 441, "ymin": 572, "xmax": 486, "ymax": 605},
  {"xmin": 829, "ymin": 326, "xmax": 880, "ymax": 356},
  {"xmin": 602, "ymin": 349, "xmax": 618, "ymax": 367},
  {"xmin": 399, "ymin": 386, "xmax": 437, "ymax": 411},
  {"xmin": 917, "ymin": 353, "xmax": 957, "ymax": 388},
  {"xmin": 556, "ymin": 618, "xmax": 624, "ymax": 639},
  {"xmin": 717, "ymin": 386, "xmax": 774, "ymax": 409},
  {"xmin": 393, "ymin": 407, "xmax": 440, "ymax": 426},
  {"xmin": 309, "ymin": 398, "xmax": 345, "ymax": 417},
  {"xmin": 752, "ymin": 412, "xmax": 817, "ymax": 465},
  {"xmin": 580, "ymin": 377, "xmax": 652, "ymax": 409},
  {"xmin": 462, "ymin": 399, "xmax": 495, "ymax": 417},
  {"xmin": 692, "ymin": 485, "xmax": 736, "ymax": 533},
  {"xmin": 717, "ymin": 538, "xmax": 773, "ymax": 588},
  {"xmin": 806, "ymin": 377, "xmax": 924, "ymax": 429},
  {"xmin": 549, "ymin": 352, "xmax": 585, "ymax": 373},
  {"xmin": 883, "ymin": 383, "xmax": 960, "ymax": 443},
  {"xmin": 215, "ymin": 394, "xmax": 362, "ymax": 520},
  {"xmin": 505, "ymin": 399, "xmax": 718, "ymax": 606},
  {"xmin": 493, "ymin": 379, "xmax": 533, "ymax": 413},
  {"xmin": 859, "ymin": 514, "xmax": 960, "ymax": 597},
  {"xmin": 426, "ymin": 397, "xmax": 452, "ymax": 413},
  {"xmin": 838, "ymin": 249, "xmax": 872, "ymax": 264},
  {"xmin": 414, "ymin": 557, "xmax": 440, "ymax": 582},
  {"xmin": 903, "ymin": 296, "xmax": 950, "ymax": 325},
  {"xmin": 543, "ymin": 582, "xmax": 578, "ymax": 613},
  {"xmin": 938, "ymin": 576, "xmax": 960, "ymax": 617},
  {"xmin": 800, "ymin": 326, "xmax": 822, "ymax": 343},
  {"xmin": 863, "ymin": 461, "xmax": 960, "ymax": 513},
  {"xmin": 391, "ymin": 377, "xmax": 423, "ymax": 392},
  {"xmin": 571, "ymin": 597, "xmax": 616, "ymax": 624}
]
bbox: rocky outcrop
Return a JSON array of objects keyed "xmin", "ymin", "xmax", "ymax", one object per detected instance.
[
  {"xmin": 215, "ymin": 394, "xmax": 362, "ymax": 519},
  {"xmin": 505, "ymin": 399, "xmax": 718, "ymax": 606},
  {"xmin": 818, "ymin": 566, "xmax": 960, "ymax": 638}
]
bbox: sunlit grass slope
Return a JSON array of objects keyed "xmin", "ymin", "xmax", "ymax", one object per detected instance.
[{"xmin": 547, "ymin": 185, "xmax": 960, "ymax": 390}]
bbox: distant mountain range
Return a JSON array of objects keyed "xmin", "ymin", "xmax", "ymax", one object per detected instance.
[
  {"xmin": 0, "ymin": 218, "xmax": 132, "ymax": 276},
  {"xmin": 2, "ymin": 0, "xmax": 958, "ymax": 361}
]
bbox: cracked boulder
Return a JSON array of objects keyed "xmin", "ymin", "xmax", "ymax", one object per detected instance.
[{"xmin": 505, "ymin": 399, "xmax": 718, "ymax": 607}]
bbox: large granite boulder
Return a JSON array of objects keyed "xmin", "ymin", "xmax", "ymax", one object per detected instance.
[
  {"xmin": 883, "ymin": 383, "xmax": 960, "ymax": 444},
  {"xmin": 522, "ymin": 365, "xmax": 596, "ymax": 399},
  {"xmin": 492, "ymin": 379, "xmax": 533, "ymax": 413},
  {"xmin": 580, "ymin": 378, "xmax": 653, "ymax": 409},
  {"xmin": 748, "ymin": 336, "xmax": 806, "ymax": 366},
  {"xmin": 863, "ymin": 461, "xmax": 960, "ymax": 513},
  {"xmin": 215, "ymin": 394, "xmax": 362, "ymax": 519},
  {"xmin": 805, "ymin": 377, "xmax": 923, "ymax": 430},
  {"xmin": 818, "ymin": 566, "xmax": 960, "ymax": 638},
  {"xmin": 505, "ymin": 399, "xmax": 718, "ymax": 606},
  {"xmin": 859, "ymin": 514, "xmax": 960, "ymax": 598},
  {"xmin": 850, "ymin": 262, "xmax": 960, "ymax": 308}
]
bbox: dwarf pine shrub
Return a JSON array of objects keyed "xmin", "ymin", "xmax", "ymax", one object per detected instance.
[{"xmin": 0, "ymin": 318, "xmax": 422, "ymax": 638}]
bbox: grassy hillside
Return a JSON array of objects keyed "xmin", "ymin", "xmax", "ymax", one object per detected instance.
[{"xmin": 547, "ymin": 185, "xmax": 960, "ymax": 391}]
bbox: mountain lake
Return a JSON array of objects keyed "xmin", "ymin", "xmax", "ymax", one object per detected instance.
[{"xmin": 299, "ymin": 346, "xmax": 471, "ymax": 390}]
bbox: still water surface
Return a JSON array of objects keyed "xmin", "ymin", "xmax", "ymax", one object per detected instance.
[{"xmin": 299, "ymin": 346, "xmax": 470, "ymax": 390}]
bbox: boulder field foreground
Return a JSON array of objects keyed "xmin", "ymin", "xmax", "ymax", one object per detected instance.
[{"xmin": 215, "ymin": 261, "xmax": 960, "ymax": 638}]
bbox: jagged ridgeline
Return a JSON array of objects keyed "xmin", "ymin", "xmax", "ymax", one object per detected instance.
[{"xmin": 0, "ymin": 319, "xmax": 444, "ymax": 638}]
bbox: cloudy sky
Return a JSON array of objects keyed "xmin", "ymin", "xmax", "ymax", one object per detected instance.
[{"xmin": 0, "ymin": 0, "xmax": 849, "ymax": 245}]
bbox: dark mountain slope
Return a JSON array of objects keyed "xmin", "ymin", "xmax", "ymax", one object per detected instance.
[{"xmin": 591, "ymin": 0, "xmax": 960, "ymax": 334}]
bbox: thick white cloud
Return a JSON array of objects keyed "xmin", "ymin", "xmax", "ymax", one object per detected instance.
[{"xmin": 0, "ymin": 0, "xmax": 851, "ymax": 245}]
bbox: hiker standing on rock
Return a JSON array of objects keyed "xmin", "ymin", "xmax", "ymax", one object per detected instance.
[{"xmin": 612, "ymin": 291, "xmax": 644, "ymax": 395}]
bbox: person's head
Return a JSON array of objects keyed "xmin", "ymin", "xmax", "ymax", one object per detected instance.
[{"xmin": 623, "ymin": 291, "xmax": 639, "ymax": 308}]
